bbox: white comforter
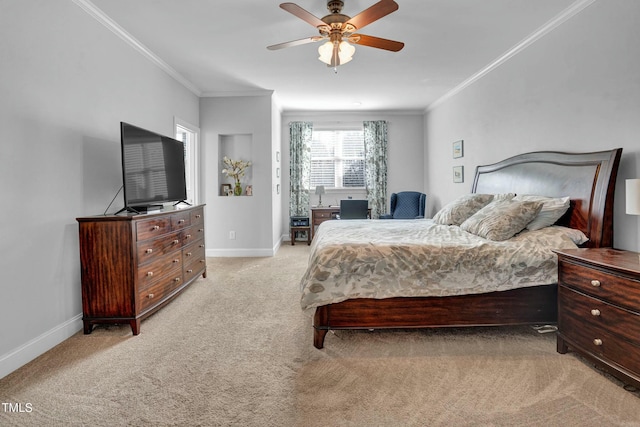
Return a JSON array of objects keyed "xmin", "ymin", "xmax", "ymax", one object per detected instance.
[{"xmin": 300, "ymin": 219, "xmax": 580, "ymax": 312}]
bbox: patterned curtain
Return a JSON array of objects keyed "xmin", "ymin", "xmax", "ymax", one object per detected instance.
[
  {"xmin": 363, "ymin": 120, "xmax": 388, "ymax": 218},
  {"xmin": 289, "ymin": 122, "xmax": 313, "ymax": 217}
]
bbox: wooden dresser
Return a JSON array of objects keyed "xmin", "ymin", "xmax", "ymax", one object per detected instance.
[
  {"xmin": 77, "ymin": 205, "xmax": 206, "ymax": 335},
  {"xmin": 555, "ymin": 248, "xmax": 640, "ymax": 389}
]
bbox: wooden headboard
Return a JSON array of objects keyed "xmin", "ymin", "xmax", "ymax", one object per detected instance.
[{"xmin": 471, "ymin": 149, "xmax": 622, "ymax": 248}]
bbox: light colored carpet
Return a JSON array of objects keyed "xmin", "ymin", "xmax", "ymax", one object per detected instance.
[{"xmin": 1, "ymin": 244, "xmax": 639, "ymax": 426}]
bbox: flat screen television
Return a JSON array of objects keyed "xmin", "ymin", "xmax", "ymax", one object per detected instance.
[{"xmin": 120, "ymin": 122, "xmax": 187, "ymax": 213}]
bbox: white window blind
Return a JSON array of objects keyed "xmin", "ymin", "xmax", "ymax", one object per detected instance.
[{"xmin": 311, "ymin": 129, "xmax": 365, "ymax": 189}]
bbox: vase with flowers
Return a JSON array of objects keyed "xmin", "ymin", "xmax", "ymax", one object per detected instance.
[{"xmin": 222, "ymin": 156, "xmax": 252, "ymax": 196}]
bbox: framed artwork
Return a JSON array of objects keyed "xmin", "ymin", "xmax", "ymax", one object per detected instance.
[
  {"xmin": 453, "ymin": 166, "xmax": 464, "ymax": 183},
  {"xmin": 453, "ymin": 140, "xmax": 464, "ymax": 159},
  {"xmin": 221, "ymin": 184, "xmax": 232, "ymax": 196}
]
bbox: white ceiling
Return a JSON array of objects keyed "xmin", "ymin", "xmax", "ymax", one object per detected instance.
[{"xmin": 88, "ymin": 0, "xmax": 580, "ymax": 112}]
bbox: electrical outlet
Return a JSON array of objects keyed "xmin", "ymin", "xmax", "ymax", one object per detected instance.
[{"xmin": 229, "ymin": 230, "xmax": 236, "ymax": 240}]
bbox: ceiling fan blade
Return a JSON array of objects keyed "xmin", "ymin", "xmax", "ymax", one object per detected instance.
[
  {"xmin": 280, "ymin": 3, "xmax": 327, "ymax": 28},
  {"xmin": 345, "ymin": 0, "xmax": 399, "ymax": 31},
  {"xmin": 267, "ymin": 36, "xmax": 324, "ymax": 51},
  {"xmin": 349, "ymin": 34, "xmax": 404, "ymax": 52}
]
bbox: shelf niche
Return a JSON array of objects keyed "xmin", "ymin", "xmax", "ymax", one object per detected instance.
[{"xmin": 219, "ymin": 133, "xmax": 253, "ymax": 196}]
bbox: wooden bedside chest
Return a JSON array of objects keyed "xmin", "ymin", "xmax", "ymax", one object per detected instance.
[{"xmin": 555, "ymin": 248, "xmax": 640, "ymax": 389}]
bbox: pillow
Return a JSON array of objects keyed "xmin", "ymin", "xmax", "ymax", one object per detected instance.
[
  {"xmin": 460, "ymin": 199, "xmax": 543, "ymax": 241},
  {"xmin": 551, "ymin": 226, "xmax": 589, "ymax": 245},
  {"xmin": 493, "ymin": 192, "xmax": 517, "ymax": 202},
  {"xmin": 512, "ymin": 195, "xmax": 571, "ymax": 231},
  {"xmin": 432, "ymin": 194, "xmax": 495, "ymax": 225}
]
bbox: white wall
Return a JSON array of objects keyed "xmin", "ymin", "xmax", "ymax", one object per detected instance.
[
  {"xmin": 272, "ymin": 99, "xmax": 284, "ymax": 247},
  {"xmin": 200, "ymin": 94, "xmax": 279, "ymax": 256},
  {"xmin": 0, "ymin": 1, "xmax": 199, "ymax": 378},
  {"xmin": 425, "ymin": 0, "xmax": 640, "ymax": 252}
]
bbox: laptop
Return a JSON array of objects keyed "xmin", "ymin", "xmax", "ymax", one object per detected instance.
[{"xmin": 339, "ymin": 199, "xmax": 369, "ymax": 219}]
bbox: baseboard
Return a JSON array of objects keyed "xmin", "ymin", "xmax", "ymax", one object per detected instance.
[
  {"xmin": 0, "ymin": 314, "xmax": 83, "ymax": 379},
  {"xmin": 205, "ymin": 237, "xmax": 284, "ymax": 258},
  {"xmin": 206, "ymin": 248, "xmax": 276, "ymax": 257}
]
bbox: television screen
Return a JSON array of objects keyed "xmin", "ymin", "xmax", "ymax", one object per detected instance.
[{"xmin": 120, "ymin": 122, "xmax": 187, "ymax": 211}]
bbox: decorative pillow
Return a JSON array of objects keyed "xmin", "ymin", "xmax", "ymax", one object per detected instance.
[
  {"xmin": 460, "ymin": 199, "xmax": 543, "ymax": 241},
  {"xmin": 432, "ymin": 194, "xmax": 495, "ymax": 226},
  {"xmin": 512, "ymin": 195, "xmax": 571, "ymax": 231}
]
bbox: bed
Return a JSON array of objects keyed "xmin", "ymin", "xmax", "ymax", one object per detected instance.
[{"xmin": 301, "ymin": 149, "xmax": 622, "ymax": 349}]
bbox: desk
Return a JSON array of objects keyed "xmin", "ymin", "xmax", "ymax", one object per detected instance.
[{"xmin": 310, "ymin": 206, "xmax": 371, "ymax": 239}]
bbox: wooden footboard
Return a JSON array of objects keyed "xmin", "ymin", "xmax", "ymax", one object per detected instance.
[{"xmin": 313, "ymin": 285, "xmax": 558, "ymax": 349}]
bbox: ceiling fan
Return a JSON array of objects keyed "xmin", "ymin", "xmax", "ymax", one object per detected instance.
[{"xmin": 267, "ymin": 0, "xmax": 404, "ymax": 68}]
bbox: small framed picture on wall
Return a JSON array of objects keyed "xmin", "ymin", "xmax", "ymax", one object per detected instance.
[
  {"xmin": 221, "ymin": 184, "xmax": 232, "ymax": 196},
  {"xmin": 453, "ymin": 140, "xmax": 464, "ymax": 159},
  {"xmin": 453, "ymin": 166, "xmax": 464, "ymax": 183}
]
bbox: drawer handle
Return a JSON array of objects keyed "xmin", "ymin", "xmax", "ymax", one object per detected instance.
[
  {"xmin": 145, "ymin": 248, "xmax": 153, "ymax": 254},
  {"xmin": 173, "ymin": 259, "xmax": 180, "ymax": 263},
  {"xmin": 153, "ymin": 225, "xmax": 160, "ymax": 230},
  {"xmin": 198, "ymin": 228, "xmax": 204, "ymax": 232},
  {"xmin": 173, "ymin": 240, "xmax": 180, "ymax": 245},
  {"xmin": 591, "ymin": 280, "xmax": 601, "ymax": 287},
  {"xmin": 199, "ymin": 244, "xmax": 205, "ymax": 248},
  {"xmin": 590, "ymin": 309, "xmax": 601, "ymax": 316},
  {"xmin": 195, "ymin": 214, "xmax": 201, "ymax": 219},
  {"xmin": 593, "ymin": 338, "xmax": 603, "ymax": 346},
  {"xmin": 146, "ymin": 271, "xmax": 154, "ymax": 277},
  {"xmin": 186, "ymin": 234, "xmax": 192, "ymax": 239},
  {"xmin": 187, "ymin": 269, "xmax": 193, "ymax": 274},
  {"xmin": 147, "ymin": 293, "xmax": 154, "ymax": 299},
  {"xmin": 200, "ymin": 259, "xmax": 206, "ymax": 263},
  {"xmin": 186, "ymin": 252, "xmax": 192, "ymax": 257},
  {"xmin": 174, "ymin": 277, "xmax": 181, "ymax": 283},
  {"xmin": 178, "ymin": 219, "xmax": 185, "ymax": 224}
]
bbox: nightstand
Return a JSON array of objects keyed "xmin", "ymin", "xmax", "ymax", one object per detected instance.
[{"xmin": 555, "ymin": 248, "xmax": 640, "ymax": 389}]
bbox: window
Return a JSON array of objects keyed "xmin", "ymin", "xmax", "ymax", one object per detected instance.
[
  {"xmin": 310, "ymin": 129, "xmax": 365, "ymax": 189},
  {"xmin": 175, "ymin": 119, "xmax": 199, "ymax": 205}
]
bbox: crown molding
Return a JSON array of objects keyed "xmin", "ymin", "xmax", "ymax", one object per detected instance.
[
  {"xmin": 72, "ymin": 0, "xmax": 202, "ymax": 97},
  {"xmin": 426, "ymin": 0, "xmax": 597, "ymax": 112},
  {"xmin": 200, "ymin": 90, "xmax": 275, "ymax": 98}
]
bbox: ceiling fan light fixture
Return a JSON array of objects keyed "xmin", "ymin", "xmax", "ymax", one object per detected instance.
[
  {"xmin": 317, "ymin": 41, "xmax": 334, "ymax": 64},
  {"xmin": 317, "ymin": 40, "xmax": 355, "ymax": 66}
]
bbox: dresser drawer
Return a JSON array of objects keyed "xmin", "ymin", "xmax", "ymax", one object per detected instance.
[
  {"xmin": 139, "ymin": 275, "xmax": 184, "ymax": 312},
  {"xmin": 172, "ymin": 211, "xmax": 191, "ymax": 230},
  {"xmin": 136, "ymin": 216, "xmax": 172, "ymax": 241},
  {"xmin": 183, "ymin": 240, "xmax": 205, "ymax": 263},
  {"xmin": 181, "ymin": 224, "xmax": 204, "ymax": 246},
  {"xmin": 559, "ymin": 261, "xmax": 640, "ymax": 310},
  {"xmin": 314, "ymin": 211, "xmax": 332, "ymax": 220},
  {"xmin": 559, "ymin": 313, "xmax": 640, "ymax": 378},
  {"xmin": 137, "ymin": 231, "xmax": 182, "ymax": 264},
  {"xmin": 191, "ymin": 208, "xmax": 204, "ymax": 225},
  {"xmin": 559, "ymin": 285, "xmax": 640, "ymax": 346},
  {"xmin": 184, "ymin": 257, "xmax": 206, "ymax": 283},
  {"xmin": 137, "ymin": 254, "xmax": 182, "ymax": 289}
]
